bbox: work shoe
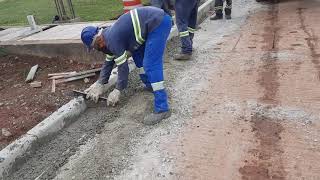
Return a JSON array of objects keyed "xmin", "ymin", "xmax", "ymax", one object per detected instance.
[
  {"xmin": 142, "ymin": 111, "xmax": 171, "ymax": 125},
  {"xmin": 225, "ymin": 15, "xmax": 232, "ymax": 20},
  {"xmin": 144, "ymin": 86, "xmax": 153, "ymax": 93},
  {"xmin": 174, "ymin": 53, "xmax": 192, "ymax": 61},
  {"xmin": 210, "ymin": 15, "xmax": 223, "ymax": 20}
]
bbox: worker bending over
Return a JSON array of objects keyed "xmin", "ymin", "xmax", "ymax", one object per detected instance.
[{"xmin": 81, "ymin": 7, "xmax": 172, "ymax": 125}]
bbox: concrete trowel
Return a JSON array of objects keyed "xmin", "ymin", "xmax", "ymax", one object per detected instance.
[{"xmin": 72, "ymin": 89, "xmax": 108, "ymax": 101}]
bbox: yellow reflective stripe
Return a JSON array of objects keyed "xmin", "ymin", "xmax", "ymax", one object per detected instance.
[
  {"xmin": 106, "ymin": 54, "xmax": 115, "ymax": 61},
  {"xmin": 137, "ymin": 67, "xmax": 145, "ymax": 74},
  {"xmin": 188, "ymin": 27, "xmax": 196, "ymax": 33},
  {"xmin": 225, "ymin": 4, "xmax": 232, "ymax": 9},
  {"xmin": 114, "ymin": 51, "xmax": 127, "ymax": 65},
  {"xmin": 151, "ymin": 81, "xmax": 164, "ymax": 91},
  {"xmin": 106, "ymin": 54, "xmax": 115, "ymax": 59},
  {"xmin": 130, "ymin": 9, "xmax": 145, "ymax": 45},
  {"xmin": 179, "ymin": 31, "xmax": 189, "ymax": 37},
  {"xmin": 214, "ymin": 6, "xmax": 223, "ymax": 10}
]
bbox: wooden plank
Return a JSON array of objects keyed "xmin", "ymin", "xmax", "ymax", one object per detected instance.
[
  {"xmin": 30, "ymin": 81, "xmax": 42, "ymax": 88},
  {"xmin": 48, "ymin": 68, "xmax": 102, "ymax": 80},
  {"xmin": 51, "ymin": 79, "xmax": 56, "ymax": 93},
  {"xmin": 48, "ymin": 71, "xmax": 76, "ymax": 77},
  {"xmin": 25, "ymin": 64, "xmax": 39, "ymax": 83},
  {"xmin": 56, "ymin": 73, "xmax": 96, "ymax": 84}
]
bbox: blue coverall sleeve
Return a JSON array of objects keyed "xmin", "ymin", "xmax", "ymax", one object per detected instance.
[
  {"xmin": 98, "ymin": 57, "xmax": 115, "ymax": 84},
  {"xmin": 116, "ymin": 60, "xmax": 129, "ymax": 90},
  {"xmin": 111, "ymin": 50, "xmax": 130, "ymax": 91}
]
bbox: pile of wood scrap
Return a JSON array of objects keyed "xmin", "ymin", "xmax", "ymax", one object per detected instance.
[{"xmin": 49, "ymin": 68, "xmax": 101, "ymax": 92}]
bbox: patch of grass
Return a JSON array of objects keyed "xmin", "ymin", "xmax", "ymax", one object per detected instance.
[{"xmin": 0, "ymin": 0, "xmax": 149, "ymax": 26}]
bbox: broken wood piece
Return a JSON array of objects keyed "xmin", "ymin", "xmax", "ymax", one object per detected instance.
[
  {"xmin": 84, "ymin": 78, "xmax": 90, "ymax": 83},
  {"xmin": 25, "ymin": 64, "xmax": 39, "ymax": 83},
  {"xmin": 56, "ymin": 73, "xmax": 96, "ymax": 84},
  {"xmin": 48, "ymin": 68, "xmax": 102, "ymax": 80},
  {"xmin": 48, "ymin": 71, "xmax": 76, "ymax": 77},
  {"xmin": 48, "ymin": 75, "xmax": 67, "ymax": 80},
  {"xmin": 30, "ymin": 81, "xmax": 42, "ymax": 88},
  {"xmin": 51, "ymin": 79, "xmax": 56, "ymax": 93}
]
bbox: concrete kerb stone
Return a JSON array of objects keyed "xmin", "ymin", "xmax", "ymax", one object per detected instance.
[
  {"xmin": 27, "ymin": 97, "xmax": 86, "ymax": 140},
  {"xmin": 0, "ymin": 0, "xmax": 215, "ymax": 178},
  {"xmin": 0, "ymin": 134, "xmax": 37, "ymax": 178},
  {"xmin": 0, "ymin": 97, "xmax": 86, "ymax": 177}
]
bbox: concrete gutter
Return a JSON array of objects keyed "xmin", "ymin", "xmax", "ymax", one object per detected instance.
[{"xmin": 0, "ymin": 0, "xmax": 214, "ymax": 178}]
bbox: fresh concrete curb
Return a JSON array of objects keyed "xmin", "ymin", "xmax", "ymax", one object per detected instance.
[
  {"xmin": 0, "ymin": 0, "xmax": 215, "ymax": 178},
  {"xmin": 0, "ymin": 97, "xmax": 86, "ymax": 177},
  {"xmin": 27, "ymin": 97, "xmax": 86, "ymax": 140}
]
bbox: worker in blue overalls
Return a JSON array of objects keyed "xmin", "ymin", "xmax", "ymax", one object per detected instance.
[
  {"xmin": 81, "ymin": 7, "xmax": 172, "ymax": 125},
  {"xmin": 174, "ymin": 0, "xmax": 199, "ymax": 60}
]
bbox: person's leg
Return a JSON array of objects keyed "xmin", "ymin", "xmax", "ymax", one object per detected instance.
[
  {"xmin": 132, "ymin": 45, "xmax": 152, "ymax": 89},
  {"xmin": 150, "ymin": 0, "xmax": 163, "ymax": 8},
  {"xmin": 210, "ymin": 0, "xmax": 223, "ymax": 20},
  {"xmin": 187, "ymin": 0, "xmax": 199, "ymax": 47},
  {"xmin": 150, "ymin": 0, "xmax": 172, "ymax": 16},
  {"xmin": 174, "ymin": 0, "xmax": 194, "ymax": 59},
  {"xmin": 143, "ymin": 15, "xmax": 172, "ymax": 124},
  {"xmin": 225, "ymin": 0, "xmax": 232, "ymax": 19},
  {"xmin": 162, "ymin": 0, "xmax": 172, "ymax": 16}
]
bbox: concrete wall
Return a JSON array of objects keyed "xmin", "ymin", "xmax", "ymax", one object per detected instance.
[{"xmin": 1, "ymin": 42, "xmax": 105, "ymax": 62}]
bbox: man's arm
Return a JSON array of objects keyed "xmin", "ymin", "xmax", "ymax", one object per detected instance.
[
  {"xmin": 98, "ymin": 55, "xmax": 115, "ymax": 84},
  {"xmin": 116, "ymin": 60, "xmax": 129, "ymax": 90},
  {"xmin": 113, "ymin": 51, "xmax": 129, "ymax": 91}
]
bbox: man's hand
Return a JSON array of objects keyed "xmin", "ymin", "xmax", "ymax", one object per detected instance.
[
  {"xmin": 107, "ymin": 89, "xmax": 121, "ymax": 106},
  {"xmin": 84, "ymin": 82, "xmax": 104, "ymax": 103}
]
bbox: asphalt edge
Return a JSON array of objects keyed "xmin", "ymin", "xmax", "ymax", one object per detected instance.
[{"xmin": 0, "ymin": 0, "xmax": 214, "ymax": 178}]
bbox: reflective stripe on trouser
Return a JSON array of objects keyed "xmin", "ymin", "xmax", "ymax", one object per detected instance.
[
  {"xmin": 214, "ymin": 0, "xmax": 223, "ymax": 16},
  {"xmin": 132, "ymin": 45, "xmax": 151, "ymax": 88},
  {"xmin": 143, "ymin": 14, "xmax": 172, "ymax": 113},
  {"xmin": 175, "ymin": 0, "xmax": 199, "ymax": 54}
]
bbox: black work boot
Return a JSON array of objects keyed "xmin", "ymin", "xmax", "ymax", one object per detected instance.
[
  {"xmin": 210, "ymin": 15, "xmax": 223, "ymax": 20},
  {"xmin": 174, "ymin": 52, "xmax": 192, "ymax": 60},
  {"xmin": 144, "ymin": 86, "xmax": 153, "ymax": 93},
  {"xmin": 225, "ymin": 8, "xmax": 232, "ymax": 20},
  {"xmin": 142, "ymin": 111, "xmax": 172, "ymax": 125}
]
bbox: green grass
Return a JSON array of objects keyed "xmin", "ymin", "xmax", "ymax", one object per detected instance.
[{"xmin": 0, "ymin": 0, "xmax": 149, "ymax": 26}]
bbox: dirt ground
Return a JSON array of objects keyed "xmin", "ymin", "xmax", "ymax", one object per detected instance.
[
  {"xmin": 0, "ymin": 54, "xmax": 98, "ymax": 149},
  {"xmin": 5, "ymin": 0, "xmax": 320, "ymax": 179}
]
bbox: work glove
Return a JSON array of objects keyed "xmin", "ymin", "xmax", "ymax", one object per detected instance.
[
  {"xmin": 107, "ymin": 89, "xmax": 121, "ymax": 106},
  {"xmin": 84, "ymin": 81, "xmax": 105, "ymax": 103}
]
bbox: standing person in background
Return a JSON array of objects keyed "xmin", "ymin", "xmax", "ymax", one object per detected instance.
[
  {"xmin": 210, "ymin": 0, "xmax": 232, "ymax": 20},
  {"xmin": 174, "ymin": 0, "xmax": 199, "ymax": 60}
]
